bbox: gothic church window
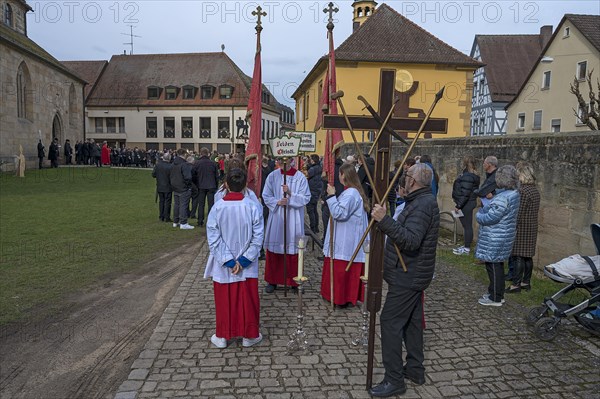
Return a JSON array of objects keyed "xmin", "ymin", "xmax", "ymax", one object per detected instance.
[
  {"xmin": 4, "ymin": 3, "xmax": 12, "ymax": 27},
  {"xmin": 17, "ymin": 62, "xmax": 32, "ymax": 120}
]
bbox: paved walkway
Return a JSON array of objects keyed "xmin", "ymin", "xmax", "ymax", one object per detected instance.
[{"xmin": 115, "ymin": 239, "xmax": 600, "ymax": 399}]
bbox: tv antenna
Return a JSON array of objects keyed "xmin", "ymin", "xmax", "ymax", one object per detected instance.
[{"xmin": 121, "ymin": 25, "xmax": 141, "ymax": 55}]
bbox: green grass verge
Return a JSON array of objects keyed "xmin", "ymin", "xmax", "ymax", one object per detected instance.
[
  {"xmin": 0, "ymin": 167, "xmax": 199, "ymax": 325},
  {"xmin": 437, "ymin": 232, "xmax": 591, "ymax": 309}
]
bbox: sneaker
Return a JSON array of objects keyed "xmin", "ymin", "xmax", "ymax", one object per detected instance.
[
  {"xmin": 172, "ymin": 223, "xmax": 179, "ymax": 228},
  {"xmin": 453, "ymin": 246, "xmax": 470, "ymax": 255},
  {"xmin": 264, "ymin": 284, "xmax": 276, "ymax": 293},
  {"xmin": 481, "ymin": 293, "xmax": 505, "ymax": 303},
  {"xmin": 180, "ymin": 224, "xmax": 195, "ymax": 230},
  {"xmin": 242, "ymin": 333, "xmax": 263, "ymax": 348},
  {"xmin": 210, "ymin": 334, "xmax": 227, "ymax": 348},
  {"xmin": 478, "ymin": 297, "xmax": 503, "ymax": 307}
]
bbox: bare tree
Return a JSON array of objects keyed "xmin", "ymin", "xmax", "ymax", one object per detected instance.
[{"xmin": 570, "ymin": 69, "xmax": 600, "ymax": 130}]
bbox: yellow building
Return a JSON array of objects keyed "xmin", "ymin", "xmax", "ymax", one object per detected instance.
[{"xmin": 292, "ymin": 2, "xmax": 481, "ymax": 154}]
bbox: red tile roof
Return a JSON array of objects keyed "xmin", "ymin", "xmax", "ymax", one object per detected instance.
[
  {"xmin": 86, "ymin": 52, "xmax": 252, "ymax": 107},
  {"xmin": 61, "ymin": 60, "xmax": 108, "ymax": 100},
  {"xmin": 475, "ymin": 35, "xmax": 545, "ymax": 102}
]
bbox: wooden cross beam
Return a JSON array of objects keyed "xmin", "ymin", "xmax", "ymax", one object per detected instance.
[{"xmin": 322, "ymin": 114, "xmax": 448, "ymax": 135}]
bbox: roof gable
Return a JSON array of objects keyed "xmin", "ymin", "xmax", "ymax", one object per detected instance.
[
  {"xmin": 61, "ymin": 60, "xmax": 108, "ymax": 100},
  {"xmin": 475, "ymin": 35, "xmax": 545, "ymax": 102},
  {"xmin": 86, "ymin": 52, "xmax": 252, "ymax": 107},
  {"xmin": 334, "ymin": 3, "xmax": 481, "ymax": 67}
]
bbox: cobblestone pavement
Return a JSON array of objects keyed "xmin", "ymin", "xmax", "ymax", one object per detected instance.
[{"xmin": 115, "ymin": 239, "xmax": 600, "ymax": 399}]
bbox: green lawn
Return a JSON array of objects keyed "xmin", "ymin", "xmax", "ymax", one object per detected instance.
[
  {"xmin": 437, "ymin": 233, "xmax": 591, "ymax": 308},
  {"xmin": 0, "ymin": 167, "xmax": 198, "ymax": 325}
]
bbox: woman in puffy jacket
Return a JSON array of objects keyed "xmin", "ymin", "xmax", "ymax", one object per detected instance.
[
  {"xmin": 451, "ymin": 156, "xmax": 480, "ymax": 255},
  {"xmin": 475, "ymin": 165, "xmax": 520, "ymax": 307}
]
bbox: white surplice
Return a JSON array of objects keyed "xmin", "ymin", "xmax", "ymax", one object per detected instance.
[
  {"xmin": 214, "ymin": 186, "xmax": 263, "ymax": 214},
  {"xmin": 262, "ymin": 169, "xmax": 311, "ymax": 254},
  {"xmin": 203, "ymin": 196, "xmax": 264, "ymax": 284},
  {"xmin": 323, "ymin": 187, "xmax": 369, "ymax": 262}
]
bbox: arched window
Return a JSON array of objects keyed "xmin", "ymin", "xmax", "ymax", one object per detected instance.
[
  {"xmin": 69, "ymin": 84, "xmax": 77, "ymax": 127},
  {"xmin": 17, "ymin": 62, "xmax": 32, "ymax": 120},
  {"xmin": 4, "ymin": 3, "xmax": 13, "ymax": 27},
  {"xmin": 365, "ymin": 7, "xmax": 371, "ymax": 16},
  {"xmin": 357, "ymin": 7, "xmax": 363, "ymax": 18}
]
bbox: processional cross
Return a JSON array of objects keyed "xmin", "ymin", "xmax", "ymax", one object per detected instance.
[
  {"xmin": 252, "ymin": 6, "xmax": 267, "ymax": 32},
  {"xmin": 322, "ymin": 70, "xmax": 447, "ymax": 389}
]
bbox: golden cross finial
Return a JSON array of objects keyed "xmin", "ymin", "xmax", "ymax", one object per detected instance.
[
  {"xmin": 252, "ymin": 6, "xmax": 267, "ymax": 32},
  {"xmin": 323, "ymin": 2, "xmax": 339, "ymax": 31}
]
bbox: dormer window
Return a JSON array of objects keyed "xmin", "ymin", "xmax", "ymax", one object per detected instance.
[
  {"xmin": 183, "ymin": 85, "xmax": 197, "ymax": 100},
  {"xmin": 564, "ymin": 26, "xmax": 570, "ymax": 37},
  {"xmin": 201, "ymin": 85, "xmax": 215, "ymax": 99},
  {"xmin": 4, "ymin": 3, "xmax": 13, "ymax": 27},
  {"xmin": 165, "ymin": 86, "xmax": 179, "ymax": 100},
  {"xmin": 219, "ymin": 85, "xmax": 234, "ymax": 99},
  {"xmin": 262, "ymin": 91, "xmax": 270, "ymax": 104},
  {"xmin": 147, "ymin": 86, "xmax": 161, "ymax": 100}
]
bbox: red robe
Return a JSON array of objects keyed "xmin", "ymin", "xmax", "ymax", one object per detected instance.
[
  {"xmin": 320, "ymin": 258, "xmax": 364, "ymax": 306},
  {"xmin": 101, "ymin": 144, "xmax": 110, "ymax": 165}
]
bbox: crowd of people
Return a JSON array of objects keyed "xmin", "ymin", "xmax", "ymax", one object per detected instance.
[{"xmin": 151, "ymin": 146, "xmax": 541, "ymax": 397}]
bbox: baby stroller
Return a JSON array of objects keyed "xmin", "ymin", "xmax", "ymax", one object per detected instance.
[{"xmin": 527, "ymin": 223, "xmax": 600, "ymax": 341}]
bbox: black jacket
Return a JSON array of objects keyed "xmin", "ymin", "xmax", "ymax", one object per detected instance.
[
  {"xmin": 452, "ymin": 170, "xmax": 480, "ymax": 209},
  {"xmin": 192, "ymin": 156, "xmax": 219, "ymax": 190},
  {"xmin": 170, "ymin": 156, "xmax": 193, "ymax": 193},
  {"xmin": 91, "ymin": 144, "xmax": 101, "ymax": 158},
  {"xmin": 37, "ymin": 142, "xmax": 45, "ymax": 158},
  {"xmin": 48, "ymin": 142, "xmax": 59, "ymax": 160},
  {"xmin": 474, "ymin": 169, "xmax": 497, "ymax": 198},
  {"xmin": 261, "ymin": 163, "xmax": 274, "ymax": 192},
  {"xmin": 64, "ymin": 142, "xmax": 72, "ymax": 156},
  {"xmin": 153, "ymin": 160, "xmax": 173, "ymax": 193},
  {"xmin": 321, "ymin": 158, "xmax": 344, "ymax": 201},
  {"xmin": 377, "ymin": 187, "xmax": 440, "ymax": 292},
  {"xmin": 358, "ymin": 156, "xmax": 375, "ymax": 198},
  {"xmin": 307, "ymin": 162, "xmax": 323, "ymax": 200}
]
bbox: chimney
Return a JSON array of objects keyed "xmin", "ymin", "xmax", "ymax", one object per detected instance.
[
  {"xmin": 353, "ymin": 22, "xmax": 361, "ymax": 32},
  {"xmin": 540, "ymin": 25, "xmax": 553, "ymax": 48}
]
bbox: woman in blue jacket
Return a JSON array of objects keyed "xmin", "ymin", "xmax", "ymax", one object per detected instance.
[{"xmin": 475, "ymin": 165, "xmax": 520, "ymax": 306}]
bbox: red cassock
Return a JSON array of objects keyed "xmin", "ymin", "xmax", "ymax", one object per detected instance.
[
  {"xmin": 264, "ymin": 251, "xmax": 299, "ymax": 287},
  {"xmin": 101, "ymin": 144, "xmax": 110, "ymax": 165},
  {"xmin": 320, "ymin": 258, "xmax": 364, "ymax": 306},
  {"xmin": 213, "ymin": 279, "xmax": 260, "ymax": 340}
]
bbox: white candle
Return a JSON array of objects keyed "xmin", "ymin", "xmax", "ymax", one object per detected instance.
[
  {"xmin": 297, "ymin": 238, "xmax": 305, "ymax": 278},
  {"xmin": 363, "ymin": 243, "xmax": 370, "ymax": 280}
]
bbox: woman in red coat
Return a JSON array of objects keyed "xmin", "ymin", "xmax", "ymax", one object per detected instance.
[{"xmin": 101, "ymin": 141, "xmax": 111, "ymax": 165}]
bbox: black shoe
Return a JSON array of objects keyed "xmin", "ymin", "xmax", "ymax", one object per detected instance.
[
  {"xmin": 198, "ymin": 221, "xmax": 204, "ymax": 227},
  {"xmin": 506, "ymin": 286, "xmax": 521, "ymax": 294},
  {"xmin": 264, "ymin": 284, "xmax": 276, "ymax": 293},
  {"xmin": 504, "ymin": 274, "xmax": 513, "ymax": 281},
  {"xmin": 368, "ymin": 381, "xmax": 407, "ymax": 397},
  {"xmin": 317, "ymin": 256, "xmax": 324, "ymax": 261},
  {"xmin": 403, "ymin": 371, "xmax": 425, "ymax": 386},
  {"xmin": 520, "ymin": 284, "xmax": 531, "ymax": 291},
  {"xmin": 164, "ymin": 218, "xmax": 173, "ymax": 223},
  {"xmin": 335, "ymin": 303, "xmax": 349, "ymax": 310},
  {"xmin": 259, "ymin": 253, "xmax": 266, "ymax": 261}
]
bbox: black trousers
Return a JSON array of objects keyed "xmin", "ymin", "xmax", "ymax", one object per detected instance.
[
  {"xmin": 38, "ymin": 157, "xmax": 43, "ymax": 169},
  {"xmin": 458, "ymin": 200, "xmax": 476, "ymax": 248},
  {"xmin": 197, "ymin": 188, "xmax": 216, "ymax": 224},
  {"xmin": 381, "ymin": 287, "xmax": 424, "ymax": 387},
  {"xmin": 65, "ymin": 155, "xmax": 72, "ymax": 165},
  {"xmin": 173, "ymin": 189, "xmax": 191, "ymax": 225},
  {"xmin": 321, "ymin": 202, "xmax": 330, "ymax": 240},
  {"xmin": 510, "ymin": 256, "xmax": 533, "ymax": 286},
  {"xmin": 50, "ymin": 159, "xmax": 58, "ymax": 168},
  {"xmin": 485, "ymin": 262, "xmax": 505, "ymax": 302},
  {"xmin": 307, "ymin": 198, "xmax": 319, "ymax": 232},
  {"xmin": 158, "ymin": 191, "xmax": 172, "ymax": 221},
  {"xmin": 189, "ymin": 184, "xmax": 200, "ymax": 218}
]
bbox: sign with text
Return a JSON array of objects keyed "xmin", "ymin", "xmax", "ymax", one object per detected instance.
[
  {"xmin": 269, "ymin": 133, "xmax": 301, "ymax": 157},
  {"xmin": 292, "ymin": 131, "xmax": 316, "ymax": 153}
]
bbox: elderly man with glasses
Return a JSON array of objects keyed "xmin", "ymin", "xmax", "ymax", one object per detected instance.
[{"xmin": 369, "ymin": 163, "xmax": 440, "ymax": 397}]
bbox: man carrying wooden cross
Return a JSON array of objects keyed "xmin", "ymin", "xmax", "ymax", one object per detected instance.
[{"xmin": 368, "ymin": 163, "xmax": 440, "ymax": 397}]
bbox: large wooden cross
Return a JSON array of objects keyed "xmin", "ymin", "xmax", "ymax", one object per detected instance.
[{"xmin": 322, "ymin": 69, "xmax": 448, "ymax": 388}]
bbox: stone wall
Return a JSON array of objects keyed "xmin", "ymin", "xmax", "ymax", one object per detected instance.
[{"xmin": 341, "ymin": 131, "xmax": 600, "ymax": 269}]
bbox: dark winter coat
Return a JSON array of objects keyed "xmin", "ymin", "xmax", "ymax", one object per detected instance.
[
  {"xmin": 452, "ymin": 170, "xmax": 480, "ymax": 209},
  {"xmin": 307, "ymin": 162, "xmax": 323, "ymax": 200},
  {"xmin": 152, "ymin": 159, "xmax": 173, "ymax": 193},
  {"xmin": 91, "ymin": 144, "xmax": 101, "ymax": 158},
  {"xmin": 475, "ymin": 169, "xmax": 497, "ymax": 199},
  {"xmin": 192, "ymin": 156, "xmax": 219, "ymax": 190},
  {"xmin": 48, "ymin": 142, "xmax": 59, "ymax": 160},
  {"xmin": 37, "ymin": 142, "xmax": 45, "ymax": 158},
  {"xmin": 321, "ymin": 158, "xmax": 344, "ymax": 201},
  {"xmin": 512, "ymin": 184, "xmax": 541, "ymax": 258},
  {"xmin": 358, "ymin": 156, "xmax": 375, "ymax": 199},
  {"xmin": 170, "ymin": 156, "xmax": 193, "ymax": 193},
  {"xmin": 64, "ymin": 142, "xmax": 73, "ymax": 157},
  {"xmin": 377, "ymin": 187, "xmax": 440, "ymax": 291}
]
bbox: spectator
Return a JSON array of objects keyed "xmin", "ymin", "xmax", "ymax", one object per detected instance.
[
  {"xmin": 64, "ymin": 139, "xmax": 73, "ymax": 165},
  {"xmin": 37, "ymin": 139, "xmax": 45, "ymax": 169},
  {"xmin": 307, "ymin": 154, "xmax": 323, "ymax": 234},
  {"xmin": 451, "ymin": 156, "xmax": 481, "ymax": 255},
  {"xmin": 419, "ymin": 155, "xmax": 439, "ymax": 198},
  {"xmin": 48, "ymin": 138, "xmax": 59, "ymax": 168},
  {"xmin": 192, "ymin": 147, "xmax": 220, "ymax": 227},
  {"xmin": 474, "ymin": 156, "xmax": 498, "ymax": 207},
  {"xmin": 475, "ymin": 165, "xmax": 520, "ymax": 307},
  {"xmin": 357, "ymin": 153, "xmax": 375, "ymax": 203},
  {"xmin": 152, "ymin": 152, "xmax": 173, "ymax": 223},
  {"xmin": 170, "ymin": 149, "xmax": 195, "ymax": 230},
  {"xmin": 507, "ymin": 162, "xmax": 541, "ymax": 293}
]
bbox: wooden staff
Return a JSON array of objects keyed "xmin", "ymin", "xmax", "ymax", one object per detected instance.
[
  {"xmin": 283, "ymin": 157, "xmax": 288, "ymax": 297},
  {"xmin": 343, "ymin": 87, "xmax": 446, "ymax": 272},
  {"xmin": 329, "ymin": 215, "xmax": 335, "ymax": 311}
]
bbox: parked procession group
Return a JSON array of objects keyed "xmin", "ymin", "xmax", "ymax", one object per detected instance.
[{"xmin": 149, "ymin": 145, "xmax": 541, "ymax": 396}]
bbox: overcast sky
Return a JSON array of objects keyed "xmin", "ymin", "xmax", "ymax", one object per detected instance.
[{"xmin": 28, "ymin": 0, "xmax": 599, "ymax": 106}]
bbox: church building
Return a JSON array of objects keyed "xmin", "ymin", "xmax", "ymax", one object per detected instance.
[
  {"xmin": 0, "ymin": 0, "xmax": 85, "ymax": 169},
  {"xmin": 293, "ymin": 1, "xmax": 481, "ymax": 154}
]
